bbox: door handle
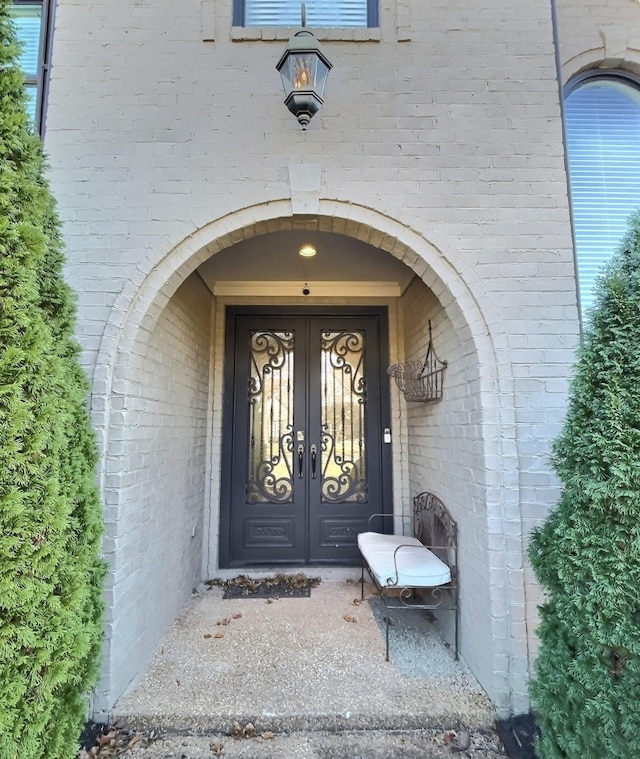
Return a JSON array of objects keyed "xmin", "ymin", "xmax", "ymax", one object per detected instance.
[
  {"xmin": 297, "ymin": 444, "xmax": 304, "ymax": 479},
  {"xmin": 310, "ymin": 444, "xmax": 318, "ymax": 479}
]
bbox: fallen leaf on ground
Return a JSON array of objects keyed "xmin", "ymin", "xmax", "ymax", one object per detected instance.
[
  {"xmin": 210, "ymin": 740, "xmax": 224, "ymax": 755},
  {"xmin": 243, "ymin": 723, "xmax": 255, "ymax": 737},
  {"xmin": 343, "ymin": 614, "xmax": 357, "ymax": 623},
  {"xmin": 204, "ymin": 633, "xmax": 212, "ymax": 639},
  {"xmin": 351, "ymin": 598, "xmax": 363, "ymax": 606},
  {"xmin": 261, "ymin": 731, "xmax": 275, "ymax": 740},
  {"xmin": 214, "ymin": 632, "xmax": 225, "ymax": 639},
  {"xmin": 232, "ymin": 613, "xmax": 243, "ymax": 619},
  {"xmin": 448, "ymin": 728, "xmax": 471, "ymax": 752},
  {"xmin": 98, "ymin": 733, "xmax": 114, "ymax": 747},
  {"xmin": 217, "ymin": 618, "xmax": 231, "ymax": 626}
]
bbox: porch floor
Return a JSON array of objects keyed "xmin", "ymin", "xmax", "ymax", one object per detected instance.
[{"xmin": 109, "ymin": 571, "xmax": 501, "ymax": 758}]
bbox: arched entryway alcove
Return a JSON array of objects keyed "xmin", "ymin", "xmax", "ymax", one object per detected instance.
[{"xmin": 91, "ymin": 202, "xmax": 522, "ymax": 720}]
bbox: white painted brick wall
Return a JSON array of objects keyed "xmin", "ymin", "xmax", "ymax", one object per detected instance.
[
  {"xmin": 39, "ymin": 0, "xmax": 621, "ymax": 717},
  {"xmin": 399, "ymin": 280, "xmax": 500, "ymax": 700},
  {"xmin": 557, "ymin": 0, "xmax": 640, "ymax": 79},
  {"xmin": 94, "ymin": 273, "xmax": 212, "ymax": 717},
  {"xmin": 47, "ymin": 0, "xmax": 576, "ymax": 394}
]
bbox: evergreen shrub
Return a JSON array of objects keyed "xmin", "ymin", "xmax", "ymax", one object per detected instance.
[
  {"xmin": 528, "ymin": 211, "xmax": 640, "ymax": 758},
  {"xmin": 0, "ymin": 3, "xmax": 105, "ymax": 757}
]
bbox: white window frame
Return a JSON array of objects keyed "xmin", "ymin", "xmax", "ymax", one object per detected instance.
[
  {"xmin": 564, "ymin": 71, "xmax": 640, "ymax": 322},
  {"xmin": 10, "ymin": 0, "xmax": 55, "ymax": 134},
  {"xmin": 233, "ymin": 0, "xmax": 379, "ymax": 30}
]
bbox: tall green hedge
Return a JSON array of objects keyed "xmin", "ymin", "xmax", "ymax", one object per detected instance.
[
  {"xmin": 0, "ymin": 3, "xmax": 105, "ymax": 757},
  {"xmin": 528, "ymin": 211, "xmax": 640, "ymax": 758}
]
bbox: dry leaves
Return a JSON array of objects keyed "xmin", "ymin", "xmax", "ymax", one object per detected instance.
[
  {"xmin": 230, "ymin": 721, "xmax": 254, "ymax": 738},
  {"xmin": 77, "ymin": 727, "xmax": 147, "ymax": 758},
  {"xmin": 343, "ymin": 614, "xmax": 357, "ymax": 623},
  {"xmin": 203, "ymin": 613, "xmax": 244, "ymax": 640},
  {"xmin": 443, "ymin": 727, "xmax": 471, "ymax": 752},
  {"xmin": 227, "ymin": 722, "xmax": 277, "ymax": 745},
  {"xmin": 207, "ymin": 573, "xmax": 320, "ymax": 597}
]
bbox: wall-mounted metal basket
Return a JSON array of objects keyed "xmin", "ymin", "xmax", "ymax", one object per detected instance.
[{"xmin": 387, "ymin": 320, "xmax": 448, "ymax": 402}]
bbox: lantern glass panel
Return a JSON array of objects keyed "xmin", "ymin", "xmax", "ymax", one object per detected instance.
[
  {"xmin": 314, "ymin": 58, "xmax": 329, "ymax": 96},
  {"xmin": 279, "ymin": 52, "xmax": 330, "ymax": 96},
  {"xmin": 292, "ymin": 53, "xmax": 315, "ymax": 89}
]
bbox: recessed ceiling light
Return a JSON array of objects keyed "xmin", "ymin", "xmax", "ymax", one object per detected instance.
[{"xmin": 299, "ymin": 244, "xmax": 317, "ymax": 258}]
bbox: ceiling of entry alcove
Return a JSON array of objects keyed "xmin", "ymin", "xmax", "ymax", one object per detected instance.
[{"xmin": 196, "ymin": 231, "xmax": 416, "ymax": 296}]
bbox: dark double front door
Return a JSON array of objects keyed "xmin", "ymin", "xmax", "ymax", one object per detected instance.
[{"xmin": 220, "ymin": 308, "xmax": 391, "ymax": 567}]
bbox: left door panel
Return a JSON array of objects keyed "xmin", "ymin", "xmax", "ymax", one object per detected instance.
[{"xmin": 228, "ymin": 317, "xmax": 308, "ymax": 565}]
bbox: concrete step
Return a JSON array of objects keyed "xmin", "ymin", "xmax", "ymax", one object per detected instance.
[
  {"xmin": 98, "ymin": 725, "xmax": 505, "ymax": 758},
  {"xmin": 104, "ymin": 582, "xmax": 502, "ymax": 758}
]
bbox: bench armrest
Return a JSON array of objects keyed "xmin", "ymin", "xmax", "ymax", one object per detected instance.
[{"xmin": 366, "ymin": 512, "xmax": 412, "ymax": 535}]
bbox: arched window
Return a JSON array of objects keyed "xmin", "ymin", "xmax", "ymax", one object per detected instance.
[{"xmin": 564, "ymin": 73, "xmax": 640, "ymax": 320}]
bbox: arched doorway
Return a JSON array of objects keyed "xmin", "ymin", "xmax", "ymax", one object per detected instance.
[{"xmin": 90, "ymin": 204, "xmax": 519, "ymax": 719}]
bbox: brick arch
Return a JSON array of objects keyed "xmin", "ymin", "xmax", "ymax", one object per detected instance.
[
  {"xmin": 93, "ymin": 199, "xmax": 508, "ymax": 431},
  {"xmin": 93, "ymin": 201, "xmax": 512, "ymax": 497},
  {"xmin": 561, "ymin": 50, "xmax": 640, "ymax": 85},
  {"xmin": 93, "ymin": 198, "xmax": 525, "ymax": 712}
]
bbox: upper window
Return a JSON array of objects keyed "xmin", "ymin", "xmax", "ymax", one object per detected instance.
[
  {"xmin": 233, "ymin": 0, "xmax": 378, "ymax": 27},
  {"xmin": 564, "ymin": 73, "xmax": 640, "ymax": 320},
  {"xmin": 9, "ymin": 0, "xmax": 54, "ymax": 133}
]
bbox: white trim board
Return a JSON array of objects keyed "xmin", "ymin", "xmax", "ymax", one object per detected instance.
[{"xmin": 212, "ymin": 281, "xmax": 402, "ymax": 297}]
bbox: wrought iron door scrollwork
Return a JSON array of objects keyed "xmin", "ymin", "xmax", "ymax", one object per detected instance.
[
  {"xmin": 247, "ymin": 428, "xmax": 294, "ymax": 503},
  {"xmin": 247, "ymin": 330, "xmax": 295, "ymax": 504},
  {"xmin": 321, "ymin": 426, "xmax": 367, "ymax": 503},
  {"xmin": 322, "ymin": 330, "xmax": 366, "ymax": 397},
  {"xmin": 320, "ymin": 330, "xmax": 368, "ymax": 504},
  {"xmin": 248, "ymin": 331, "xmax": 294, "ymax": 398}
]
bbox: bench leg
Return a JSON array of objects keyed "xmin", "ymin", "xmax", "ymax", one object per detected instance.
[
  {"xmin": 385, "ymin": 611, "xmax": 390, "ymax": 662},
  {"xmin": 382, "ymin": 593, "xmax": 390, "ymax": 662},
  {"xmin": 361, "ymin": 563, "xmax": 365, "ymax": 600},
  {"xmin": 454, "ymin": 587, "xmax": 459, "ymax": 661}
]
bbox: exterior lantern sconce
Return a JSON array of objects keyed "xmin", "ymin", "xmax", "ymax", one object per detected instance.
[{"xmin": 275, "ymin": 4, "xmax": 333, "ymax": 129}]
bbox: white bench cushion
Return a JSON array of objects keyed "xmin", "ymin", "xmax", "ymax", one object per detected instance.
[{"xmin": 357, "ymin": 531, "xmax": 451, "ymax": 588}]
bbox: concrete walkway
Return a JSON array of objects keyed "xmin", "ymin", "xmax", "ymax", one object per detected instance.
[{"xmin": 109, "ymin": 572, "xmax": 504, "ymax": 758}]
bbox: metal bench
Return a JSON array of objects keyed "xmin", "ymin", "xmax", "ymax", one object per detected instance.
[{"xmin": 358, "ymin": 491, "xmax": 459, "ymax": 661}]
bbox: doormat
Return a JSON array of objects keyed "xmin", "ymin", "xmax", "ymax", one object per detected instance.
[
  {"xmin": 208, "ymin": 573, "xmax": 321, "ymax": 599},
  {"xmin": 495, "ymin": 713, "xmax": 540, "ymax": 759}
]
